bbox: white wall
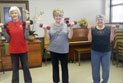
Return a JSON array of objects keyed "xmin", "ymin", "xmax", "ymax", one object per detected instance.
[
  {"xmin": 29, "ymin": 0, "xmax": 105, "ymax": 37},
  {"xmin": 105, "ymin": 0, "xmax": 110, "ymax": 23}
]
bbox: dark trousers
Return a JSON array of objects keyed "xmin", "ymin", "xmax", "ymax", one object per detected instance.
[
  {"xmin": 50, "ymin": 51, "xmax": 69, "ymax": 83},
  {"xmin": 11, "ymin": 52, "xmax": 32, "ymax": 83}
]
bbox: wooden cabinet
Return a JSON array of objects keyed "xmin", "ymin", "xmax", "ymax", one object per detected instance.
[
  {"xmin": 0, "ymin": 40, "xmax": 42, "ymax": 71},
  {"xmin": 0, "ymin": 43, "xmax": 12, "ymax": 71},
  {"xmin": 28, "ymin": 40, "xmax": 42, "ymax": 68}
]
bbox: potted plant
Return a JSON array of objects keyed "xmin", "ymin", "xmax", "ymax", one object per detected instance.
[
  {"xmin": 23, "ymin": 8, "xmax": 44, "ymax": 41},
  {"xmin": 28, "ymin": 31, "xmax": 38, "ymax": 41},
  {"xmin": 78, "ymin": 17, "xmax": 88, "ymax": 28}
]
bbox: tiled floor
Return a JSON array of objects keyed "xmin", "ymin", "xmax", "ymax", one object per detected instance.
[{"xmin": 0, "ymin": 60, "xmax": 123, "ymax": 83}]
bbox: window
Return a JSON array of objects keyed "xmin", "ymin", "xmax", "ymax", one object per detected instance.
[{"xmin": 110, "ymin": 0, "xmax": 123, "ymax": 24}]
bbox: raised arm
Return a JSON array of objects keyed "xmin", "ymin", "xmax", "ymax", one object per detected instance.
[
  {"xmin": 110, "ymin": 25, "xmax": 116, "ymax": 41},
  {"xmin": 0, "ymin": 23, "xmax": 10, "ymax": 41},
  {"xmin": 68, "ymin": 22, "xmax": 75, "ymax": 39},
  {"xmin": 24, "ymin": 28, "xmax": 29, "ymax": 40},
  {"xmin": 42, "ymin": 24, "xmax": 50, "ymax": 40},
  {"xmin": 87, "ymin": 25, "xmax": 92, "ymax": 42},
  {"xmin": 68, "ymin": 27, "xmax": 73, "ymax": 39},
  {"xmin": 24, "ymin": 21, "xmax": 30, "ymax": 39}
]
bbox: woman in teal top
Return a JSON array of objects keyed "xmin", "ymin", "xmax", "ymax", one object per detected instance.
[{"xmin": 88, "ymin": 15, "xmax": 116, "ymax": 83}]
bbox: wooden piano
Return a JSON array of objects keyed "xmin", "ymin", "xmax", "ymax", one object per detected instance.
[{"xmin": 69, "ymin": 27, "xmax": 91, "ymax": 62}]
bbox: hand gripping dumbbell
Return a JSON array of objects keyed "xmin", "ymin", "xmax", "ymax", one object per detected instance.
[
  {"xmin": 67, "ymin": 21, "xmax": 77, "ymax": 27},
  {"xmin": 22, "ymin": 20, "xmax": 33, "ymax": 26},
  {"xmin": 4, "ymin": 24, "xmax": 8, "ymax": 28},
  {"xmin": 116, "ymin": 24, "xmax": 119, "ymax": 28},
  {"xmin": 3, "ymin": 20, "xmax": 33, "ymax": 29},
  {"xmin": 39, "ymin": 24, "xmax": 51, "ymax": 30},
  {"xmin": 87, "ymin": 24, "xmax": 119, "ymax": 29},
  {"xmin": 103, "ymin": 24, "xmax": 119, "ymax": 28}
]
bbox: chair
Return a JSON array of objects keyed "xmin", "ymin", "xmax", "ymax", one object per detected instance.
[
  {"xmin": 74, "ymin": 48, "xmax": 90, "ymax": 66},
  {"xmin": 111, "ymin": 40, "xmax": 116, "ymax": 65},
  {"xmin": 116, "ymin": 42, "xmax": 123, "ymax": 67},
  {"xmin": 111, "ymin": 29, "xmax": 123, "ymax": 66},
  {"xmin": 44, "ymin": 37, "xmax": 50, "ymax": 65}
]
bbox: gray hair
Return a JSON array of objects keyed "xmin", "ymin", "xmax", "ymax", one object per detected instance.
[
  {"xmin": 9, "ymin": 6, "xmax": 21, "ymax": 17},
  {"xmin": 96, "ymin": 14, "xmax": 104, "ymax": 20}
]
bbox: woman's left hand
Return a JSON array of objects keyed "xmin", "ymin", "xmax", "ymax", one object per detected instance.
[
  {"xmin": 112, "ymin": 25, "xmax": 116, "ymax": 28},
  {"xmin": 25, "ymin": 21, "xmax": 30, "ymax": 28},
  {"xmin": 69, "ymin": 22, "xmax": 75, "ymax": 29},
  {"xmin": 111, "ymin": 25, "xmax": 116, "ymax": 30}
]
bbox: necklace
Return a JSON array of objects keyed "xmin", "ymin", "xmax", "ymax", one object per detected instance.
[{"xmin": 96, "ymin": 25, "xmax": 105, "ymax": 30}]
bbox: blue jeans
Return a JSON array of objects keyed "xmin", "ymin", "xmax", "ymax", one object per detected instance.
[
  {"xmin": 11, "ymin": 52, "xmax": 32, "ymax": 83},
  {"xmin": 91, "ymin": 50, "xmax": 111, "ymax": 83}
]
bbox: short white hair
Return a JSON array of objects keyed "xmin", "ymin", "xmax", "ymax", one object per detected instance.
[{"xmin": 9, "ymin": 6, "xmax": 21, "ymax": 17}]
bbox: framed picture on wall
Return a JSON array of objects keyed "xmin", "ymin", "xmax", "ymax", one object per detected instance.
[
  {"xmin": 4, "ymin": 7, "xmax": 23, "ymax": 23},
  {"xmin": 0, "ymin": 3, "xmax": 26, "ymax": 23}
]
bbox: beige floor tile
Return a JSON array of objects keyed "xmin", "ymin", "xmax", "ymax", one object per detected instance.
[{"xmin": 0, "ymin": 61, "xmax": 123, "ymax": 83}]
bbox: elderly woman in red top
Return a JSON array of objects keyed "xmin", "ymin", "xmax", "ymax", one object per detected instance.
[{"xmin": 0, "ymin": 6, "xmax": 32, "ymax": 83}]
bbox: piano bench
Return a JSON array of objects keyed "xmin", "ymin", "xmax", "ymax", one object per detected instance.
[{"xmin": 74, "ymin": 48, "xmax": 91, "ymax": 66}]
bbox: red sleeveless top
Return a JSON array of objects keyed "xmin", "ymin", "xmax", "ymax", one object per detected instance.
[{"xmin": 6, "ymin": 20, "xmax": 28, "ymax": 53}]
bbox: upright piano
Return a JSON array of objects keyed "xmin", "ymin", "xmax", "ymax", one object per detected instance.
[{"xmin": 69, "ymin": 27, "xmax": 91, "ymax": 62}]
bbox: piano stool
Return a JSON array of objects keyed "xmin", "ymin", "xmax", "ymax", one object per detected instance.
[{"xmin": 74, "ymin": 48, "xmax": 91, "ymax": 66}]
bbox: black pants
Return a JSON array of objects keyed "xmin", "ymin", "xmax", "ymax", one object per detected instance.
[
  {"xmin": 11, "ymin": 52, "xmax": 32, "ymax": 83},
  {"xmin": 51, "ymin": 51, "xmax": 69, "ymax": 83}
]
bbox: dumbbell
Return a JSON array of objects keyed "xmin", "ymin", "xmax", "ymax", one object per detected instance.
[
  {"xmin": 67, "ymin": 21, "xmax": 77, "ymax": 27},
  {"xmin": 4, "ymin": 24, "xmax": 8, "ymax": 28},
  {"xmin": 22, "ymin": 20, "xmax": 33, "ymax": 26},
  {"xmin": 108, "ymin": 24, "xmax": 119, "ymax": 28},
  {"xmin": 87, "ymin": 24, "xmax": 119, "ymax": 29},
  {"xmin": 3, "ymin": 20, "xmax": 33, "ymax": 29},
  {"xmin": 64, "ymin": 18, "xmax": 70, "ymax": 24},
  {"xmin": 39, "ymin": 24, "xmax": 51, "ymax": 30},
  {"xmin": 0, "ymin": 23, "xmax": 8, "ymax": 28},
  {"xmin": 116, "ymin": 24, "xmax": 119, "ymax": 28}
]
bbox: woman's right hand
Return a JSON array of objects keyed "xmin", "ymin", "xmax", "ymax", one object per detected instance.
[
  {"xmin": 0, "ymin": 23, "xmax": 4, "ymax": 28},
  {"xmin": 87, "ymin": 25, "xmax": 92, "ymax": 30},
  {"xmin": 41, "ymin": 24, "xmax": 47, "ymax": 30}
]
